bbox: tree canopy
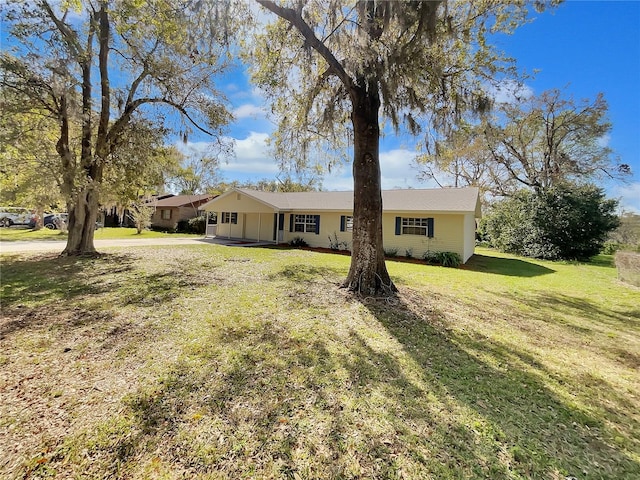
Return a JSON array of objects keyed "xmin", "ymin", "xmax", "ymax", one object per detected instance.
[
  {"xmin": 250, "ymin": 0, "xmax": 560, "ymax": 294},
  {"xmin": 418, "ymin": 88, "xmax": 630, "ymax": 198},
  {"xmin": 1, "ymin": 0, "xmax": 240, "ymax": 254}
]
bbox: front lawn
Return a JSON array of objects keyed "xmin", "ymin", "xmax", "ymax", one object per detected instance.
[
  {"xmin": 0, "ymin": 226, "xmax": 202, "ymax": 242},
  {"xmin": 1, "ymin": 246, "xmax": 638, "ymax": 479}
]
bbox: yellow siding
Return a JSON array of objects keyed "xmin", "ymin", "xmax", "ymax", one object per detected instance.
[
  {"xmin": 463, "ymin": 213, "xmax": 477, "ymax": 262},
  {"xmin": 243, "ymin": 213, "xmax": 276, "ymax": 241},
  {"xmin": 283, "ymin": 212, "xmax": 352, "ymax": 250},
  {"xmin": 244, "ymin": 213, "xmax": 260, "ymax": 240},
  {"xmin": 280, "ymin": 211, "xmax": 473, "ymax": 261},
  {"xmin": 216, "ymin": 215, "xmax": 244, "ymax": 238},
  {"xmin": 381, "ymin": 213, "xmax": 466, "ymax": 259},
  {"xmin": 260, "ymin": 214, "xmax": 276, "ymax": 241}
]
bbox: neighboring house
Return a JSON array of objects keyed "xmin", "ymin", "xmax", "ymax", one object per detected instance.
[
  {"xmin": 200, "ymin": 187, "xmax": 481, "ymax": 263},
  {"xmin": 103, "ymin": 194, "xmax": 175, "ymax": 227},
  {"xmin": 151, "ymin": 194, "xmax": 214, "ymax": 230}
]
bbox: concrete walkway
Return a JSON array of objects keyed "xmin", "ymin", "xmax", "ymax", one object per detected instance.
[{"xmin": 0, "ymin": 237, "xmax": 275, "ymax": 254}]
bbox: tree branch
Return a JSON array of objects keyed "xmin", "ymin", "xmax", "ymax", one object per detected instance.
[
  {"xmin": 106, "ymin": 97, "xmax": 214, "ymax": 155},
  {"xmin": 256, "ymin": 0, "xmax": 354, "ymax": 93}
]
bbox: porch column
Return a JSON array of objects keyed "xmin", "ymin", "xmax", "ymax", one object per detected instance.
[{"xmin": 257, "ymin": 213, "xmax": 261, "ymax": 242}]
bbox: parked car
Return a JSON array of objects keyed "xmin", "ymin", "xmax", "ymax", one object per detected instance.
[
  {"xmin": 27, "ymin": 212, "xmax": 102, "ymax": 230},
  {"xmin": 43, "ymin": 213, "xmax": 68, "ymax": 230},
  {"xmin": 0, "ymin": 207, "xmax": 37, "ymax": 227}
]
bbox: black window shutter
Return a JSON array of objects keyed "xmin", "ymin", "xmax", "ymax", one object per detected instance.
[
  {"xmin": 340, "ymin": 215, "xmax": 346, "ymax": 232},
  {"xmin": 427, "ymin": 218, "xmax": 434, "ymax": 238},
  {"xmin": 278, "ymin": 213, "xmax": 285, "ymax": 230},
  {"xmin": 315, "ymin": 215, "xmax": 320, "ymax": 234},
  {"xmin": 232, "ymin": 213, "xmax": 238, "ymax": 224},
  {"xmin": 289, "ymin": 214, "xmax": 294, "ymax": 232},
  {"xmin": 395, "ymin": 216, "xmax": 401, "ymax": 235}
]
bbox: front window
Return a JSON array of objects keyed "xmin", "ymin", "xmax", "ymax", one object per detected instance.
[
  {"xmin": 221, "ymin": 212, "xmax": 237, "ymax": 224},
  {"xmin": 402, "ymin": 217, "xmax": 429, "ymax": 235},
  {"xmin": 161, "ymin": 209, "xmax": 171, "ymax": 220},
  {"xmin": 294, "ymin": 214, "xmax": 316, "ymax": 233},
  {"xmin": 344, "ymin": 215, "xmax": 353, "ymax": 232}
]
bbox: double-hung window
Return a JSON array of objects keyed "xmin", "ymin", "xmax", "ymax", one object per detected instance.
[
  {"xmin": 221, "ymin": 212, "xmax": 237, "ymax": 224},
  {"xmin": 395, "ymin": 217, "xmax": 434, "ymax": 237},
  {"xmin": 340, "ymin": 215, "xmax": 354, "ymax": 232},
  {"xmin": 294, "ymin": 214, "xmax": 317, "ymax": 233},
  {"xmin": 161, "ymin": 209, "xmax": 171, "ymax": 220}
]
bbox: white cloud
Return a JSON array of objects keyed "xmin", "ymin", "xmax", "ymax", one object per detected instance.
[
  {"xmin": 223, "ymin": 132, "xmax": 279, "ymax": 176},
  {"xmin": 322, "ymin": 148, "xmax": 434, "ymax": 191},
  {"xmin": 233, "ymin": 103, "xmax": 267, "ymax": 120},
  {"xmin": 176, "ymin": 139, "xmax": 438, "ymax": 191},
  {"xmin": 488, "ymin": 79, "xmax": 534, "ymax": 105},
  {"xmin": 597, "ymin": 134, "xmax": 611, "ymax": 148},
  {"xmin": 380, "ymin": 149, "xmax": 424, "ymax": 189},
  {"xmin": 175, "ymin": 132, "xmax": 279, "ymax": 178},
  {"xmin": 225, "ymin": 83, "xmax": 241, "ymax": 94},
  {"xmin": 320, "ymin": 173, "xmax": 354, "ymax": 191},
  {"xmin": 613, "ymin": 182, "xmax": 640, "ymax": 213}
]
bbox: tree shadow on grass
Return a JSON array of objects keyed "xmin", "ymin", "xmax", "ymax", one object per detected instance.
[
  {"xmin": 0, "ymin": 252, "xmax": 210, "ymax": 339},
  {"xmin": 0, "ymin": 253, "xmax": 134, "ymax": 308},
  {"xmin": 464, "ymin": 254, "xmax": 555, "ymax": 277},
  {"xmin": 54, "ymin": 287, "xmax": 639, "ymax": 479},
  {"xmin": 268, "ymin": 264, "xmax": 346, "ymax": 283},
  {"xmin": 512, "ymin": 291, "xmax": 640, "ymax": 332},
  {"xmin": 363, "ymin": 292, "xmax": 639, "ymax": 479}
]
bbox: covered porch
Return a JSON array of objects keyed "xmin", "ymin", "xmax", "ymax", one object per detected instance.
[{"xmin": 199, "ymin": 190, "xmax": 288, "ymax": 244}]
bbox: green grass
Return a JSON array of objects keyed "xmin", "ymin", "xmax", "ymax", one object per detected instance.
[
  {"xmin": 1, "ymin": 246, "xmax": 638, "ymax": 479},
  {"xmin": 0, "ymin": 226, "xmax": 202, "ymax": 242}
]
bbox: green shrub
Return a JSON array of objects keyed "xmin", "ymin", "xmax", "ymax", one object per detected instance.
[
  {"xmin": 483, "ymin": 184, "xmax": 619, "ymax": 260},
  {"xmin": 384, "ymin": 247, "xmax": 399, "ymax": 257},
  {"xmin": 290, "ymin": 237, "xmax": 308, "ymax": 247},
  {"xmin": 176, "ymin": 220, "xmax": 189, "ymax": 232},
  {"xmin": 405, "ymin": 247, "xmax": 413, "ymax": 259},
  {"xmin": 437, "ymin": 251, "xmax": 462, "ymax": 268},
  {"xmin": 602, "ymin": 241, "xmax": 621, "ymax": 255},
  {"xmin": 150, "ymin": 225, "xmax": 175, "ymax": 233},
  {"xmin": 187, "ymin": 216, "xmax": 206, "ymax": 234},
  {"xmin": 422, "ymin": 251, "xmax": 462, "ymax": 267},
  {"xmin": 176, "ymin": 216, "xmax": 206, "ymax": 234},
  {"xmin": 422, "ymin": 251, "xmax": 440, "ymax": 264}
]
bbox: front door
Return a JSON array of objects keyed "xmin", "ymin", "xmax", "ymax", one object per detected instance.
[{"xmin": 277, "ymin": 213, "xmax": 285, "ymax": 242}]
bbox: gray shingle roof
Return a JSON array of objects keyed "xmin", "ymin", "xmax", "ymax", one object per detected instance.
[
  {"xmin": 233, "ymin": 187, "xmax": 480, "ymax": 215},
  {"xmin": 154, "ymin": 194, "xmax": 213, "ymax": 208}
]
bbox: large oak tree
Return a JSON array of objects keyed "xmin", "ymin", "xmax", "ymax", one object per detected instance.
[
  {"xmin": 1, "ymin": 0, "xmax": 238, "ymax": 255},
  {"xmin": 418, "ymin": 88, "xmax": 630, "ymax": 197},
  {"xmin": 251, "ymin": 0, "xmax": 560, "ymax": 295}
]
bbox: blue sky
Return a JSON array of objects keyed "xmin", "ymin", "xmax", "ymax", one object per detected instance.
[{"xmin": 198, "ymin": 0, "xmax": 640, "ymax": 212}]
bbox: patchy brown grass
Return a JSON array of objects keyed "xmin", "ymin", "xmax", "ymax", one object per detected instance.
[{"xmin": 1, "ymin": 246, "xmax": 639, "ymax": 479}]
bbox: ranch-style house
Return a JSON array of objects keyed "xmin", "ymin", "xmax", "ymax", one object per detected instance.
[{"xmin": 200, "ymin": 187, "xmax": 481, "ymax": 263}]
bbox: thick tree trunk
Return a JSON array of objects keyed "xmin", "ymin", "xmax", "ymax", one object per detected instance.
[
  {"xmin": 61, "ymin": 5, "xmax": 106, "ymax": 257},
  {"xmin": 33, "ymin": 205, "xmax": 45, "ymax": 230},
  {"xmin": 342, "ymin": 88, "xmax": 396, "ymax": 296},
  {"xmin": 62, "ymin": 183, "xmax": 100, "ymax": 256}
]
